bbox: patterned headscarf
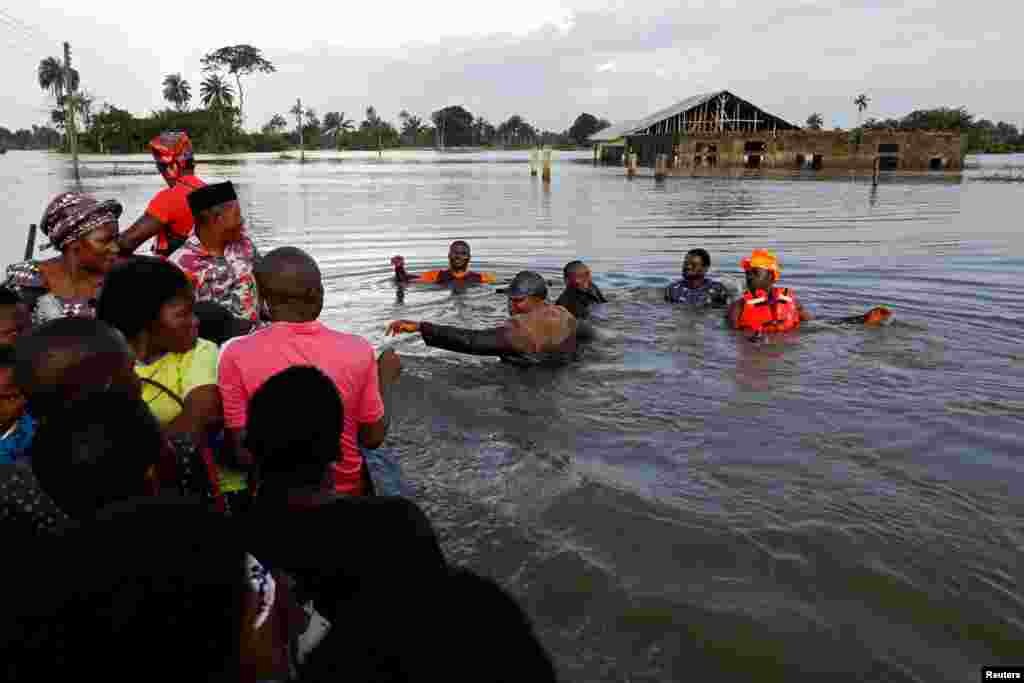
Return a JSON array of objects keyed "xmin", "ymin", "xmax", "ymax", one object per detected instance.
[
  {"xmin": 148, "ymin": 131, "xmax": 194, "ymax": 181},
  {"xmin": 39, "ymin": 192, "xmax": 123, "ymax": 252}
]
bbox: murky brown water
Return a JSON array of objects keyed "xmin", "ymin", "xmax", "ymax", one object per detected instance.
[{"xmin": 2, "ymin": 149, "xmax": 1022, "ymax": 681}]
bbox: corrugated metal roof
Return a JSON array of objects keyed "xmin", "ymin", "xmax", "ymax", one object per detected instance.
[
  {"xmin": 628, "ymin": 91, "xmax": 722, "ymax": 136},
  {"xmin": 591, "ymin": 90, "xmax": 797, "ymax": 142},
  {"xmin": 589, "ymin": 120, "xmax": 638, "ymax": 142},
  {"xmin": 596, "ymin": 90, "xmax": 796, "ymax": 140}
]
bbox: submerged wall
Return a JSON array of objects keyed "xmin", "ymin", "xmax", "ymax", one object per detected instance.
[{"xmin": 621, "ymin": 130, "xmax": 963, "ymax": 171}]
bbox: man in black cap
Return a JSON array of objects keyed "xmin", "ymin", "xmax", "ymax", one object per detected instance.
[
  {"xmin": 168, "ymin": 181, "xmax": 262, "ymax": 328},
  {"xmin": 386, "ymin": 270, "xmax": 578, "ymax": 366}
]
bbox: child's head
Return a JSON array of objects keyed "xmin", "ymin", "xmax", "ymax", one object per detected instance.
[
  {"xmin": 0, "ymin": 345, "xmax": 26, "ymax": 431},
  {"xmin": 0, "ymin": 287, "xmax": 30, "ymax": 346},
  {"xmin": 563, "ymin": 260, "xmax": 592, "ymax": 291}
]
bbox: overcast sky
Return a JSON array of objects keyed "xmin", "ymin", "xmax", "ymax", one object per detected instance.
[{"xmin": 1, "ymin": 0, "xmax": 1019, "ymax": 133}]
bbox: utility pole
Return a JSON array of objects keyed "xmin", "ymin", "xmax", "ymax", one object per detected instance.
[
  {"xmin": 295, "ymin": 98, "xmax": 304, "ymax": 163},
  {"xmin": 63, "ymin": 41, "xmax": 80, "ymax": 182}
]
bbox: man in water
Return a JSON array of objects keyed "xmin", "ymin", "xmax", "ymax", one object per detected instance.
[
  {"xmin": 555, "ymin": 260, "xmax": 607, "ymax": 320},
  {"xmin": 391, "ymin": 240, "xmax": 497, "ymax": 285},
  {"xmin": 727, "ymin": 249, "xmax": 812, "ymax": 333},
  {"xmin": 665, "ymin": 248, "xmax": 731, "ymax": 307},
  {"xmin": 387, "ymin": 270, "xmax": 577, "ymax": 366},
  {"xmin": 117, "ymin": 131, "xmax": 206, "ymax": 257}
]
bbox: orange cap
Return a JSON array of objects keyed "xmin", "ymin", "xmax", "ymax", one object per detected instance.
[{"xmin": 741, "ymin": 249, "xmax": 780, "ymax": 281}]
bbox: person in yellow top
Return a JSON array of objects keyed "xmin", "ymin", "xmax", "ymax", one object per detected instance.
[
  {"xmin": 391, "ymin": 240, "xmax": 497, "ymax": 285},
  {"xmin": 95, "ymin": 257, "xmax": 244, "ymax": 492}
]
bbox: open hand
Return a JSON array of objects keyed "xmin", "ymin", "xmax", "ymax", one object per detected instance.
[
  {"xmin": 386, "ymin": 320, "xmax": 420, "ymax": 336},
  {"xmin": 390, "ymin": 255, "xmax": 406, "ymax": 269},
  {"xmin": 863, "ymin": 306, "xmax": 892, "ymax": 326}
]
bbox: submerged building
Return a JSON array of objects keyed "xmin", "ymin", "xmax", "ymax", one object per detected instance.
[{"xmin": 592, "ymin": 90, "xmax": 964, "ymax": 171}]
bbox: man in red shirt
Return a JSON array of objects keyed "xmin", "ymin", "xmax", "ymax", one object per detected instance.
[
  {"xmin": 117, "ymin": 131, "xmax": 206, "ymax": 258},
  {"xmin": 219, "ymin": 247, "xmax": 401, "ymax": 496}
]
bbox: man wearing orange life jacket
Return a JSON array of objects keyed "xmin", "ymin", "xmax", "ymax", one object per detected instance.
[
  {"xmin": 391, "ymin": 240, "xmax": 497, "ymax": 285},
  {"xmin": 727, "ymin": 249, "xmax": 813, "ymax": 333}
]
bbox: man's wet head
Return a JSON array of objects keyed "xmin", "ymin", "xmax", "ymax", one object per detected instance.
[
  {"xmin": 254, "ymin": 246, "xmax": 324, "ymax": 323},
  {"xmin": 683, "ymin": 249, "xmax": 711, "ymax": 284},
  {"xmin": 13, "ymin": 318, "xmax": 141, "ymax": 420},
  {"xmin": 506, "ymin": 271, "xmax": 548, "ymax": 315},
  {"xmin": 563, "ymin": 261, "xmax": 593, "ymax": 291},
  {"xmin": 448, "ymin": 240, "xmax": 471, "ymax": 273}
]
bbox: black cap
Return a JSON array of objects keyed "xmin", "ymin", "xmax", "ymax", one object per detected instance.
[
  {"xmin": 506, "ymin": 271, "xmax": 547, "ymax": 299},
  {"xmin": 187, "ymin": 181, "xmax": 237, "ymax": 215}
]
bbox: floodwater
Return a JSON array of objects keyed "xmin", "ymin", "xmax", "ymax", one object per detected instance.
[{"xmin": 2, "ymin": 149, "xmax": 1022, "ymax": 681}]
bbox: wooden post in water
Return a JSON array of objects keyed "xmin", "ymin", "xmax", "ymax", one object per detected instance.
[
  {"xmin": 542, "ymin": 147, "xmax": 552, "ymax": 183},
  {"xmin": 24, "ymin": 224, "xmax": 37, "ymax": 261},
  {"xmin": 872, "ymin": 156, "xmax": 880, "ymax": 186},
  {"xmin": 529, "ymin": 148, "xmax": 538, "ymax": 176},
  {"xmin": 626, "ymin": 152, "xmax": 637, "ymax": 178},
  {"xmin": 655, "ymin": 153, "xmax": 667, "ymax": 180}
]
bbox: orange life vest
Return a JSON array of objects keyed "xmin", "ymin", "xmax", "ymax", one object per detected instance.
[{"xmin": 737, "ymin": 287, "xmax": 801, "ymax": 333}]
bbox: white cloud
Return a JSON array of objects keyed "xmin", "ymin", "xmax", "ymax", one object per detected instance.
[{"xmin": 0, "ymin": 0, "xmax": 1021, "ymax": 133}]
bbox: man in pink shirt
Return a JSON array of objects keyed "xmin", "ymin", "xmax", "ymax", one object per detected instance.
[{"xmin": 219, "ymin": 247, "xmax": 400, "ymax": 496}]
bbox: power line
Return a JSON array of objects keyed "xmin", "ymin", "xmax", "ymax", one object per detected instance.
[{"xmin": 0, "ymin": 8, "xmax": 50, "ymax": 41}]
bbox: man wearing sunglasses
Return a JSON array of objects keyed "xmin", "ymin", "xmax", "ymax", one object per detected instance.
[{"xmin": 390, "ymin": 240, "xmax": 497, "ymax": 285}]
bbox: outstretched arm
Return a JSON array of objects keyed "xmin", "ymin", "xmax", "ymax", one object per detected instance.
[
  {"xmin": 387, "ymin": 320, "xmax": 510, "ymax": 356},
  {"xmin": 118, "ymin": 213, "xmax": 169, "ymax": 256},
  {"xmin": 391, "ymin": 256, "xmax": 419, "ymax": 283}
]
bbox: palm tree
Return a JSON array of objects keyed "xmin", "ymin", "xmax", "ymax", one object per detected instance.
[
  {"xmin": 162, "ymin": 74, "xmax": 192, "ymax": 111},
  {"xmin": 200, "ymin": 74, "xmax": 234, "ymax": 109},
  {"xmin": 201, "ymin": 75, "xmax": 235, "ymax": 145},
  {"xmin": 854, "ymin": 94, "xmax": 870, "ymax": 126},
  {"xmin": 38, "ymin": 56, "xmax": 80, "ymax": 149}
]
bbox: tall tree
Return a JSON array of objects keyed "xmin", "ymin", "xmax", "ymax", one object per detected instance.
[
  {"xmin": 38, "ymin": 56, "xmax": 79, "ymax": 149},
  {"xmin": 854, "ymin": 94, "xmax": 870, "ymax": 126},
  {"xmin": 497, "ymin": 115, "xmax": 535, "ymax": 146},
  {"xmin": 431, "ymin": 106, "xmax": 475, "ymax": 148},
  {"xmin": 162, "ymin": 74, "xmax": 192, "ymax": 111},
  {"xmin": 805, "ymin": 112, "xmax": 824, "ymax": 130},
  {"xmin": 201, "ymin": 45, "xmax": 276, "ymax": 127},
  {"xmin": 201, "ymin": 75, "xmax": 235, "ymax": 144},
  {"xmin": 399, "ymin": 110, "xmax": 424, "ymax": 144},
  {"xmin": 568, "ymin": 113, "xmax": 607, "ymax": 143}
]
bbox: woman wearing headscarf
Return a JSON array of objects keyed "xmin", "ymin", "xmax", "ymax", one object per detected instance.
[
  {"xmin": 117, "ymin": 130, "xmax": 207, "ymax": 258},
  {"xmin": 5, "ymin": 191, "xmax": 122, "ymax": 326}
]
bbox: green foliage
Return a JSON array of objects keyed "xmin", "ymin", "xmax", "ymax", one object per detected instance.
[
  {"xmin": 0, "ymin": 125, "xmax": 61, "ymax": 150},
  {"xmin": 568, "ymin": 113, "xmax": 610, "ymax": 144},
  {"xmin": 431, "ymin": 105, "xmax": 475, "ymax": 147}
]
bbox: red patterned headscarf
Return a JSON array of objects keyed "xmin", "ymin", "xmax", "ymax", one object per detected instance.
[
  {"xmin": 39, "ymin": 192, "xmax": 123, "ymax": 252},
  {"xmin": 147, "ymin": 131, "xmax": 194, "ymax": 181}
]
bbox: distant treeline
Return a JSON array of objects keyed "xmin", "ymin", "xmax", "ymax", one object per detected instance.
[
  {"xmin": 806, "ymin": 107, "xmax": 1024, "ymax": 154},
  {"xmin": 1, "ymin": 101, "xmax": 612, "ymax": 155}
]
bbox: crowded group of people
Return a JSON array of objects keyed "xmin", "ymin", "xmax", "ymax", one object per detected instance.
[
  {"xmin": 0, "ymin": 128, "xmax": 892, "ymax": 679},
  {"xmin": 0, "ymin": 131, "xmax": 559, "ymax": 681}
]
